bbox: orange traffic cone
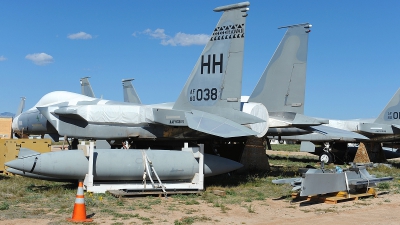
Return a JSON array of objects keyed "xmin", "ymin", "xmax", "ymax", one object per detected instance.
[{"xmin": 67, "ymin": 181, "xmax": 93, "ymax": 222}]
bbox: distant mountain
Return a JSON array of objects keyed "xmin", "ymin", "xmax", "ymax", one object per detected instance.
[{"xmin": 0, "ymin": 112, "xmax": 15, "ymax": 118}]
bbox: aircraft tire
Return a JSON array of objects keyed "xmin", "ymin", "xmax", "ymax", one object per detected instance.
[{"xmin": 319, "ymin": 152, "xmax": 332, "ymax": 164}]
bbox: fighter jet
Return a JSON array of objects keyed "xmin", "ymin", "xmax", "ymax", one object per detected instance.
[
  {"xmin": 243, "ymin": 23, "xmax": 367, "ymax": 143},
  {"xmin": 118, "ymin": 23, "xmax": 361, "ymax": 143},
  {"xmin": 11, "ymin": 77, "xmax": 94, "ymax": 141},
  {"xmin": 283, "ymin": 88, "xmax": 400, "ymax": 162},
  {"xmin": 324, "ymin": 88, "xmax": 400, "ymax": 142},
  {"xmin": 12, "ymin": 2, "xmax": 268, "ymax": 148},
  {"xmin": 256, "ymin": 25, "xmax": 399, "ymax": 162}
]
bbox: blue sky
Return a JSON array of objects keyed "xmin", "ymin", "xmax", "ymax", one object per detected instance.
[{"xmin": 1, "ymin": 1, "xmax": 399, "ymax": 120}]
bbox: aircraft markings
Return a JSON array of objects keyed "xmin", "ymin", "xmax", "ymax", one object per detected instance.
[{"xmin": 189, "ymin": 88, "xmax": 218, "ymax": 102}]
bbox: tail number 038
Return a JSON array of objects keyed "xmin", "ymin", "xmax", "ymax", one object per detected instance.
[{"xmin": 189, "ymin": 88, "xmax": 218, "ymax": 101}]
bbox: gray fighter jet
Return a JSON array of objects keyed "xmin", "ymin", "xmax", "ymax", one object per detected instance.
[
  {"xmin": 321, "ymin": 88, "xmax": 400, "ymax": 142},
  {"xmin": 282, "ymin": 88, "xmax": 400, "ymax": 162},
  {"xmin": 256, "ymin": 25, "xmax": 399, "ymax": 162},
  {"xmin": 243, "ymin": 23, "xmax": 367, "ymax": 143},
  {"xmin": 12, "ymin": 2, "xmax": 268, "ymax": 147}
]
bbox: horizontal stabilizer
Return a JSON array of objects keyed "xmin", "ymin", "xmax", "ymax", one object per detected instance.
[
  {"xmin": 309, "ymin": 125, "xmax": 369, "ymax": 141},
  {"xmin": 269, "ymin": 112, "xmax": 326, "ymax": 127},
  {"xmin": 185, "ymin": 110, "xmax": 258, "ymax": 138}
]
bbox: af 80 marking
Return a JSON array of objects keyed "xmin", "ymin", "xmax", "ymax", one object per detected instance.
[{"xmin": 189, "ymin": 88, "xmax": 218, "ymax": 102}]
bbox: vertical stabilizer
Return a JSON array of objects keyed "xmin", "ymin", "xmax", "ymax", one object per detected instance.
[
  {"xmin": 80, "ymin": 77, "xmax": 95, "ymax": 98},
  {"xmin": 374, "ymin": 88, "xmax": 400, "ymax": 125},
  {"xmin": 122, "ymin": 78, "xmax": 142, "ymax": 104},
  {"xmin": 173, "ymin": 2, "xmax": 250, "ymax": 114},
  {"xmin": 248, "ymin": 23, "xmax": 311, "ymax": 114},
  {"xmin": 15, "ymin": 97, "xmax": 26, "ymax": 117}
]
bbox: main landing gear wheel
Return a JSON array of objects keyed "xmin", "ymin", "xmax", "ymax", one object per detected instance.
[{"xmin": 319, "ymin": 152, "xmax": 332, "ymax": 164}]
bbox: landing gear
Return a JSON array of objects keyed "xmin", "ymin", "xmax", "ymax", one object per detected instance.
[
  {"xmin": 278, "ymin": 136, "xmax": 284, "ymax": 144},
  {"xmin": 319, "ymin": 142, "xmax": 333, "ymax": 163},
  {"xmin": 319, "ymin": 152, "xmax": 333, "ymax": 164}
]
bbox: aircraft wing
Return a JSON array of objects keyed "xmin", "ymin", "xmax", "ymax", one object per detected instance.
[{"xmin": 185, "ymin": 110, "xmax": 258, "ymax": 138}]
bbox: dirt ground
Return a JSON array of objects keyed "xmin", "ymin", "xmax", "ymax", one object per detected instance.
[
  {"xmin": 1, "ymin": 148, "xmax": 399, "ymax": 225},
  {"xmin": 0, "ymin": 191, "xmax": 400, "ymax": 225}
]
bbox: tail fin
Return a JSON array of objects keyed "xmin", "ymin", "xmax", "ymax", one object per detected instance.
[
  {"xmin": 80, "ymin": 77, "xmax": 95, "ymax": 98},
  {"xmin": 248, "ymin": 23, "xmax": 311, "ymax": 114},
  {"xmin": 122, "ymin": 78, "xmax": 142, "ymax": 104},
  {"xmin": 374, "ymin": 88, "xmax": 400, "ymax": 125},
  {"xmin": 173, "ymin": 2, "xmax": 250, "ymax": 113},
  {"xmin": 15, "ymin": 97, "xmax": 25, "ymax": 117}
]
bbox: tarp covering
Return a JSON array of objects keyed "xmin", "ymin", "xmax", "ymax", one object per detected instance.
[{"xmin": 55, "ymin": 105, "xmax": 154, "ymax": 125}]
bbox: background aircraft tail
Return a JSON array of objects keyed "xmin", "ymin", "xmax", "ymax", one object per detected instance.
[
  {"xmin": 80, "ymin": 77, "xmax": 95, "ymax": 98},
  {"xmin": 122, "ymin": 78, "xmax": 142, "ymax": 104},
  {"xmin": 15, "ymin": 97, "xmax": 25, "ymax": 117},
  {"xmin": 173, "ymin": 2, "xmax": 249, "ymax": 115},
  {"xmin": 374, "ymin": 88, "xmax": 400, "ymax": 125},
  {"xmin": 248, "ymin": 23, "xmax": 311, "ymax": 114}
]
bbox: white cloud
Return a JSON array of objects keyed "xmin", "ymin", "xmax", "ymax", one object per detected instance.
[
  {"xmin": 67, "ymin": 32, "xmax": 92, "ymax": 40},
  {"xmin": 25, "ymin": 53, "xmax": 54, "ymax": 66},
  {"xmin": 161, "ymin": 32, "xmax": 210, "ymax": 46},
  {"xmin": 137, "ymin": 28, "xmax": 209, "ymax": 46},
  {"xmin": 0, "ymin": 56, "xmax": 6, "ymax": 61},
  {"xmin": 143, "ymin": 28, "xmax": 168, "ymax": 39}
]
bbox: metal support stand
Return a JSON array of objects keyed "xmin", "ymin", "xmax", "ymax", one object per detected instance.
[{"xmin": 83, "ymin": 142, "xmax": 205, "ymax": 195}]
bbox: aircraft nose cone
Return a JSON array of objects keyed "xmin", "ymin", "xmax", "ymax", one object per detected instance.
[
  {"xmin": 5, "ymin": 153, "xmax": 38, "ymax": 172},
  {"xmin": 5, "ymin": 159, "xmax": 24, "ymax": 170},
  {"xmin": 204, "ymin": 154, "xmax": 243, "ymax": 176}
]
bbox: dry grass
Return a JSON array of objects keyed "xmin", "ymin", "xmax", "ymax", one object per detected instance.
[{"xmin": 1, "ymin": 153, "xmax": 400, "ymax": 223}]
